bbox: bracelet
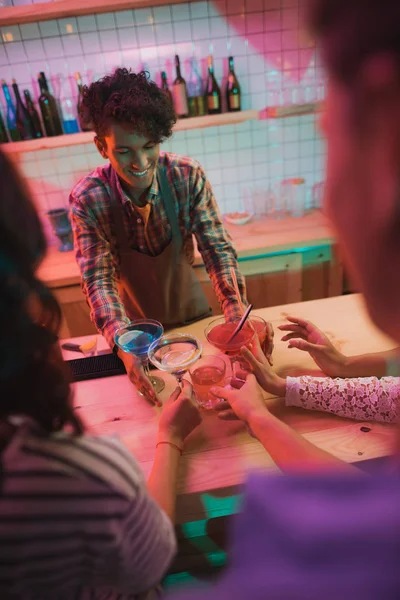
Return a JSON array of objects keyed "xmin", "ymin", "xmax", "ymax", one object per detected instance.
[{"xmin": 156, "ymin": 441, "xmax": 183, "ymax": 456}]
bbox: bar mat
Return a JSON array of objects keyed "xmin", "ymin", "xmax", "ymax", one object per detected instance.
[{"xmin": 66, "ymin": 353, "xmax": 126, "ymax": 382}]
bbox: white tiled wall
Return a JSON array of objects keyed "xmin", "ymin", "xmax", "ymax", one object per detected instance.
[{"xmin": 0, "ymin": 0, "xmax": 326, "ymax": 244}]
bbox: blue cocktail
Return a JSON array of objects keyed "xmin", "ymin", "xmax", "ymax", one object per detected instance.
[{"xmin": 114, "ymin": 319, "xmax": 165, "ymax": 393}]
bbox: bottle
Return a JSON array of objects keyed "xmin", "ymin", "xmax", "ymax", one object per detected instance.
[
  {"xmin": 205, "ymin": 55, "xmax": 222, "ymax": 115},
  {"xmin": 59, "ymin": 78, "xmax": 79, "ymax": 135},
  {"xmin": 161, "ymin": 71, "xmax": 173, "ymax": 106},
  {"xmin": 74, "ymin": 72, "xmax": 91, "ymax": 132},
  {"xmin": 187, "ymin": 57, "xmax": 206, "ymax": 118},
  {"xmin": 226, "ymin": 56, "xmax": 241, "ymax": 112},
  {"xmin": 1, "ymin": 80, "xmax": 21, "ymax": 141},
  {"xmin": 23, "ymin": 90, "xmax": 44, "ymax": 139},
  {"xmin": 38, "ymin": 72, "xmax": 63, "ymax": 137},
  {"xmin": 172, "ymin": 55, "xmax": 189, "ymax": 119},
  {"xmin": 12, "ymin": 80, "xmax": 33, "ymax": 140},
  {"xmin": 0, "ymin": 107, "xmax": 8, "ymax": 143}
]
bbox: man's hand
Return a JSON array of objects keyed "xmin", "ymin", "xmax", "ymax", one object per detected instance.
[
  {"xmin": 263, "ymin": 321, "xmax": 275, "ymax": 365},
  {"xmin": 278, "ymin": 316, "xmax": 348, "ymax": 377},
  {"xmin": 119, "ymin": 350, "xmax": 161, "ymax": 406}
]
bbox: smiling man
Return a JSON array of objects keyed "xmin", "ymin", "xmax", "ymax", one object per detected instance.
[{"xmin": 69, "ymin": 68, "xmax": 253, "ymax": 398}]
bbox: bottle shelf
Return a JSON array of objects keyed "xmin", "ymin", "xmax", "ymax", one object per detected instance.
[
  {"xmin": 1, "ymin": 104, "xmax": 321, "ymax": 155},
  {"xmin": 0, "ymin": 0, "xmax": 191, "ymax": 27},
  {"xmin": 1, "ymin": 109, "xmax": 260, "ymax": 154}
]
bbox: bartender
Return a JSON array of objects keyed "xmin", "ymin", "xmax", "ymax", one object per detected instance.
[{"xmin": 70, "ymin": 68, "xmax": 272, "ymax": 400}]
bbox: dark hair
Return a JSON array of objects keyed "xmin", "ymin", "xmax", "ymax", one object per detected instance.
[
  {"xmin": 309, "ymin": 0, "xmax": 400, "ymax": 85},
  {"xmin": 80, "ymin": 68, "xmax": 176, "ymax": 140},
  {"xmin": 0, "ymin": 151, "xmax": 84, "ymax": 435}
]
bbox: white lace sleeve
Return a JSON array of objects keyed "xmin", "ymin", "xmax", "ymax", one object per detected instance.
[{"xmin": 286, "ymin": 376, "xmax": 400, "ymax": 423}]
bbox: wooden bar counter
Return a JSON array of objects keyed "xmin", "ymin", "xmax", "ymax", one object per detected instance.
[{"xmin": 64, "ymin": 293, "xmax": 398, "ymax": 530}]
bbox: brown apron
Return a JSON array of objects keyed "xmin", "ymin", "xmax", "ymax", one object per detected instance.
[{"xmin": 109, "ymin": 167, "xmax": 211, "ymax": 328}]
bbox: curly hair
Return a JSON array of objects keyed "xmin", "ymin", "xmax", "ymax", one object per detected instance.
[
  {"xmin": 80, "ymin": 68, "xmax": 177, "ymax": 140},
  {"xmin": 0, "ymin": 150, "xmax": 84, "ymax": 436}
]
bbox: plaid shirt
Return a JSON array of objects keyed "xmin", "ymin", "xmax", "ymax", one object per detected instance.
[{"xmin": 70, "ymin": 152, "xmax": 246, "ymax": 348}]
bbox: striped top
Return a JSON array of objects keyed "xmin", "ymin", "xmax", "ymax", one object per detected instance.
[
  {"xmin": 69, "ymin": 152, "xmax": 245, "ymax": 348},
  {"xmin": 0, "ymin": 418, "xmax": 176, "ymax": 599}
]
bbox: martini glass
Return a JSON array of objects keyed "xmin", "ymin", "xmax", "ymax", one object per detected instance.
[
  {"xmin": 114, "ymin": 319, "xmax": 165, "ymax": 393},
  {"xmin": 148, "ymin": 333, "xmax": 202, "ymax": 387},
  {"xmin": 204, "ymin": 316, "xmax": 257, "ymax": 373}
]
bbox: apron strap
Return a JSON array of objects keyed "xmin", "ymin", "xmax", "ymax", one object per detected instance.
[
  {"xmin": 109, "ymin": 169, "xmax": 131, "ymax": 252},
  {"xmin": 158, "ymin": 167, "xmax": 183, "ymax": 251}
]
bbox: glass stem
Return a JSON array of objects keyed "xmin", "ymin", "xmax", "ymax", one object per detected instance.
[{"xmin": 142, "ymin": 357, "xmax": 152, "ymax": 380}]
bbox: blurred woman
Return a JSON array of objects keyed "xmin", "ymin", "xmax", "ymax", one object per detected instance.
[
  {"xmin": 171, "ymin": 0, "xmax": 400, "ymax": 598},
  {"xmin": 0, "ymin": 150, "xmax": 201, "ymax": 598}
]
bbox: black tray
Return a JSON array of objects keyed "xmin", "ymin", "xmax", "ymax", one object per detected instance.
[{"xmin": 66, "ymin": 353, "xmax": 127, "ymax": 382}]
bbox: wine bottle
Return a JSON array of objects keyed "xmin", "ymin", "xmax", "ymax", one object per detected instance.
[
  {"xmin": 1, "ymin": 80, "xmax": 21, "ymax": 141},
  {"xmin": 187, "ymin": 57, "xmax": 206, "ymax": 117},
  {"xmin": 12, "ymin": 80, "xmax": 33, "ymax": 140},
  {"xmin": 74, "ymin": 72, "xmax": 91, "ymax": 132},
  {"xmin": 0, "ymin": 107, "xmax": 8, "ymax": 143},
  {"xmin": 205, "ymin": 55, "xmax": 221, "ymax": 115},
  {"xmin": 226, "ymin": 56, "xmax": 241, "ymax": 112},
  {"xmin": 172, "ymin": 55, "xmax": 189, "ymax": 119},
  {"xmin": 23, "ymin": 90, "xmax": 44, "ymax": 139},
  {"xmin": 161, "ymin": 71, "xmax": 173, "ymax": 105},
  {"xmin": 38, "ymin": 72, "xmax": 63, "ymax": 137}
]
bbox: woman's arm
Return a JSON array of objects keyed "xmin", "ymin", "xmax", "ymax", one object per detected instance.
[
  {"xmin": 286, "ymin": 375, "xmax": 400, "ymax": 423},
  {"xmin": 214, "ymin": 375, "xmax": 358, "ymax": 473},
  {"xmin": 147, "ymin": 381, "xmax": 201, "ymax": 523}
]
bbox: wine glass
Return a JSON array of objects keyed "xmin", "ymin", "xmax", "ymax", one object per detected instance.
[
  {"xmin": 114, "ymin": 319, "xmax": 165, "ymax": 394},
  {"xmin": 148, "ymin": 333, "xmax": 202, "ymax": 387},
  {"xmin": 204, "ymin": 316, "xmax": 257, "ymax": 374}
]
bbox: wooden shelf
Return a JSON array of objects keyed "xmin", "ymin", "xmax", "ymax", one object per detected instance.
[
  {"xmin": 1, "ymin": 109, "xmax": 259, "ymax": 154},
  {"xmin": 0, "ymin": 0, "xmax": 190, "ymax": 27}
]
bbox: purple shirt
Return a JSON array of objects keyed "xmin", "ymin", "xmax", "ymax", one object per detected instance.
[{"xmin": 171, "ymin": 472, "xmax": 400, "ymax": 599}]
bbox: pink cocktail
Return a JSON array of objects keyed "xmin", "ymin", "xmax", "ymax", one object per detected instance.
[{"xmin": 205, "ymin": 317, "xmax": 256, "ymax": 357}]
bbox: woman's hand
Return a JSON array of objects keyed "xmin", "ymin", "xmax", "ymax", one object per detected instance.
[
  {"xmin": 278, "ymin": 316, "xmax": 348, "ymax": 377},
  {"xmin": 240, "ymin": 336, "xmax": 286, "ymax": 397},
  {"xmin": 119, "ymin": 351, "xmax": 161, "ymax": 406},
  {"xmin": 211, "ymin": 374, "xmax": 268, "ymax": 425},
  {"xmin": 158, "ymin": 380, "xmax": 202, "ymax": 447}
]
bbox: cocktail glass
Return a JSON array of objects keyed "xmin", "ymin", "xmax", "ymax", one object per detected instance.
[
  {"xmin": 114, "ymin": 319, "xmax": 165, "ymax": 393},
  {"xmin": 189, "ymin": 355, "xmax": 227, "ymax": 409},
  {"xmin": 148, "ymin": 333, "xmax": 202, "ymax": 388},
  {"xmin": 204, "ymin": 316, "xmax": 257, "ymax": 373}
]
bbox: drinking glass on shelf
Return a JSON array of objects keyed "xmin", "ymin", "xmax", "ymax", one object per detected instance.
[
  {"xmin": 114, "ymin": 319, "xmax": 165, "ymax": 394},
  {"xmin": 190, "ymin": 355, "xmax": 227, "ymax": 409},
  {"xmin": 148, "ymin": 333, "xmax": 202, "ymax": 388},
  {"xmin": 281, "ymin": 178, "xmax": 306, "ymax": 218},
  {"xmin": 311, "ymin": 181, "xmax": 325, "ymax": 211}
]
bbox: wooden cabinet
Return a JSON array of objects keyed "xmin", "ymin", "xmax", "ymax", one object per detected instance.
[{"xmin": 56, "ymin": 242, "xmax": 343, "ymax": 338}]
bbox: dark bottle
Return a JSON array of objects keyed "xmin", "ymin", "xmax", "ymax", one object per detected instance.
[
  {"xmin": 172, "ymin": 55, "xmax": 189, "ymax": 118},
  {"xmin": 0, "ymin": 107, "xmax": 8, "ymax": 144},
  {"xmin": 12, "ymin": 79, "xmax": 33, "ymax": 140},
  {"xmin": 74, "ymin": 72, "xmax": 91, "ymax": 132},
  {"xmin": 2, "ymin": 80, "xmax": 21, "ymax": 142},
  {"xmin": 205, "ymin": 55, "xmax": 222, "ymax": 115},
  {"xmin": 226, "ymin": 56, "xmax": 241, "ymax": 112},
  {"xmin": 24, "ymin": 90, "xmax": 44, "ymax": 139},
  {"xmin": 38, "ymin": 72, "xmax": 63, "ymax": 137},
  {"xmin": 161, "ymin": 71, "xmax": 173, "ymax": 106}
]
